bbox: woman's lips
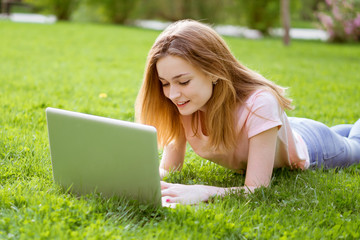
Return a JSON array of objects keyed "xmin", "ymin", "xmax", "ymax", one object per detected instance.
[{"xmin": 176, "ymin": 100, "xmax": 190, "ymax": 107}]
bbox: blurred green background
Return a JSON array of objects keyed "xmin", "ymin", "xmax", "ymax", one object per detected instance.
[
  {"xmin": 2, "ymin": 0, "xmax": 359, "ymax": 42},
  {"xmin": 1, "ymin": 0, "xmax": 322, "ymax": 28}
]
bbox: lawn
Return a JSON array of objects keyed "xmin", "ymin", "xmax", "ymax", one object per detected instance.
[{"xmin": 1, "ymin": 21, "xmax": 360, "ymax": 239}]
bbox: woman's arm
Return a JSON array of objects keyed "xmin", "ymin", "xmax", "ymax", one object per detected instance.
[
  {"xmin": 161, "ymin": 127, "xmax": 278, "ymax": 206},
  {"xmin": 244, "ymin": 126, "xmax": 278, "ymax": 187},
  {"xmin": 159, "ymin": 135, "xmax": 187, "ymax": 179}
]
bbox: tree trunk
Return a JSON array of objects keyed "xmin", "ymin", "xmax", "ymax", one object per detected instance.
[{"xmin": 281, "ymin": 0, "xmax": 290, "ymax": 46}]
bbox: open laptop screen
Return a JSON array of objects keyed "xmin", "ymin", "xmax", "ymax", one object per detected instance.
[{"xmin": 46, "ymin": 107, "xmax": 161, "ymax": 207}]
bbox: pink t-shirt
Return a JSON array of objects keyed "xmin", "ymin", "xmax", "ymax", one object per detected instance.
[{"xmin": 181, "ymin": 89, "xmax": 310, "ymax": 172}]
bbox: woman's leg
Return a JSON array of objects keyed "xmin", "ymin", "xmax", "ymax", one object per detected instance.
[
  {"xmin": 345, "ymin": 119, "xmax": 360, "ymax": 166},
  {"xmin": 349, "ymin": 119, "xmax": 360, "ymax": 142},
  {"xmin": 330, "ymin": 124, "xmax": 353, "ymax": 137},
  {"xmin": 290, "ymin": 118, "xmax": 360, "ymax": 169}
]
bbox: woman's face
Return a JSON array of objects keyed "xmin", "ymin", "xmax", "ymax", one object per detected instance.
[{"xmin": 156, "ymin": 55, "xmax": 213, "ymax": 116}]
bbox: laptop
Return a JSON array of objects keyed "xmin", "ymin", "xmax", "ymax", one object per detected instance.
[{"xmin": 46, "ymin": 107, "xmax": 161, "ymax": 207}]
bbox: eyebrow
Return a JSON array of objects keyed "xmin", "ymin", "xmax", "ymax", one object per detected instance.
[{"xmin": 159, "ymin": 73, "xmax": 190, "ymax": 81}]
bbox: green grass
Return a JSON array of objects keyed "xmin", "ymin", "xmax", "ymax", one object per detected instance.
[{"xmin": 1, "ymin": 21, "xmax": 360, "ymax": 239}]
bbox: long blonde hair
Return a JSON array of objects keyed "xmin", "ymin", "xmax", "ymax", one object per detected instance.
[{"xmin": 135, "ymin": 19, "xmax": 293, "ymax": 150}]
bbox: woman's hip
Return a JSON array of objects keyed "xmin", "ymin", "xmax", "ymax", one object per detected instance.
[{"xmin": 288, "ymin": 117, "xmax": 360, "ymax": 169}]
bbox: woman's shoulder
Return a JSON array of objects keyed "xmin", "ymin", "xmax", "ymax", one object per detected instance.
[
  {"xmin": 244, "ymin": 89, "xmax": 279, "ymax": 108},
  {"xmin": 237, "ymin": 89, "xmax": 283, "ymax": 138}
]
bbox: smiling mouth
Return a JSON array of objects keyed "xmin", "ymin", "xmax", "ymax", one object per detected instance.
[{"xmin": 176, "ymin": 100, "xmax": 190, "ymax": 107}]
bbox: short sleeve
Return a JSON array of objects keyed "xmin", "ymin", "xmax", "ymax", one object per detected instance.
[{"xmin": 245, "ymin": 90, "xmax": 283, "ymax": 138}]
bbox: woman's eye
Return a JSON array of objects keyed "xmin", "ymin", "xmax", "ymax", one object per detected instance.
[
  {"xmin": 180, "ymin": 80, "xmax": 190, "ymax": 85},
  {"xmin": 162, "ymin": 83, "xmax": 169, "ymax": 87}
]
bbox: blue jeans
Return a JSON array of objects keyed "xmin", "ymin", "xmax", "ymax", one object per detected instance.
[{"xmin": 289, "ymin": 117, "xmax": 360, "ymax": 169}]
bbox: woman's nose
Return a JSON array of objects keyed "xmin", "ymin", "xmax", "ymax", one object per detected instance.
[{"xmin": 169, "ymin": 85, "xmax": 181, "ymax": 100}]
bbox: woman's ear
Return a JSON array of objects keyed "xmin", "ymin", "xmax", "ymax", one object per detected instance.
[
  {"xmin": 211, "ymin": 76, "xmax": 219, "ymax": 85},
  {"xmin": 209, "ymin": 75, "xmax": 218, "ymax": 84}
]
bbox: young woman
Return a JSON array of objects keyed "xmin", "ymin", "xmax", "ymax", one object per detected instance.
[{"xmin": 135, "ymin": 19, "xmax": 360, "ymax": 206}]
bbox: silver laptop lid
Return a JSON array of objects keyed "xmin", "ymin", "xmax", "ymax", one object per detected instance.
[{"xmin": 46, "ymin": 107, "xmax": 161, "ymax": 207}]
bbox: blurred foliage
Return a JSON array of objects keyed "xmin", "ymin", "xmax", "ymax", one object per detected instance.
[
  {"xmin": 235, "ymin": 0, "xmax": 279, "ymax": 34},
  {"xmin": 292, "ymin": 0, "xmax": 323, "ymax": 21},
  {"xmin": 21, "ymin": 0, "xmax": 357, "ymax": 38},
  {"xmin": 317, "ymin": 0, "xmax": 360, "ymax": 42},
  {"xmin": 84, "ymin": 0, "xmax": 139, "ymax": 24},
  {"xmin": 24, "ymin": 0, "xmax": 79, "ymax": 20},
  {"xmin": 132, "ymin": 0, "xmax": 235, "ymax": 24},
  {"xmin": 129, "ymin": 0, "xmax": 325, "ymax": 33},
  {"xmin": 70, "ymin": 0, "xmax": 107, "ymax": 23}
]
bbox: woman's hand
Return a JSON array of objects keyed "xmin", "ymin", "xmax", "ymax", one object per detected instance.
[
  {"xmin": 161, "ymin": 181, "xmax": 258, "ymax": 207},
  {"xmin": 161, "ymin": 181, "xmax": 225, "ymax": 207}
]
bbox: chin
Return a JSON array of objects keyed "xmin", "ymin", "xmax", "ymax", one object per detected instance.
[
  {"xmin": 178, "ymin": 108, "xmax": 197, "ymax": 116},
  {"xmin": 179, "ymin": 111, "xmax": 193, "ymax": 116}
]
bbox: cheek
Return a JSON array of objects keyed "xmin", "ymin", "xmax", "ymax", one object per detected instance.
[
  {"xmin": 206, "ymin": 89, "xmax": 213, "ymax": 102},
  {"xmin": 203, "ymin": 84, "xmax": 214, "ymax": 99},
  {"xmin": 162, "ymin": 88, "xmax": 170, "ymax": 98}
]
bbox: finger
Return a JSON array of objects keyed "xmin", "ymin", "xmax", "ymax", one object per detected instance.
[
  {"xmin": 162, "ymin": 196, "xmax": 176, "ymax": 207},
  {"xmin": 160, "ymin": 181, "xmax": 172, "ymax": 189},
  {"xmin": 161, "ymin": 188, "xmax": 177, "ymax": 197},
  {"xmin": 164, "ymin": 196, "xmax": 199, "ymax": 205},
  {"xmin": 161, "ymin": 196, "xmax": 179, "ymax": 204},
  {"xmin": 162, "ymin": 196, "xmax": 172, "ymax": 204}
]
